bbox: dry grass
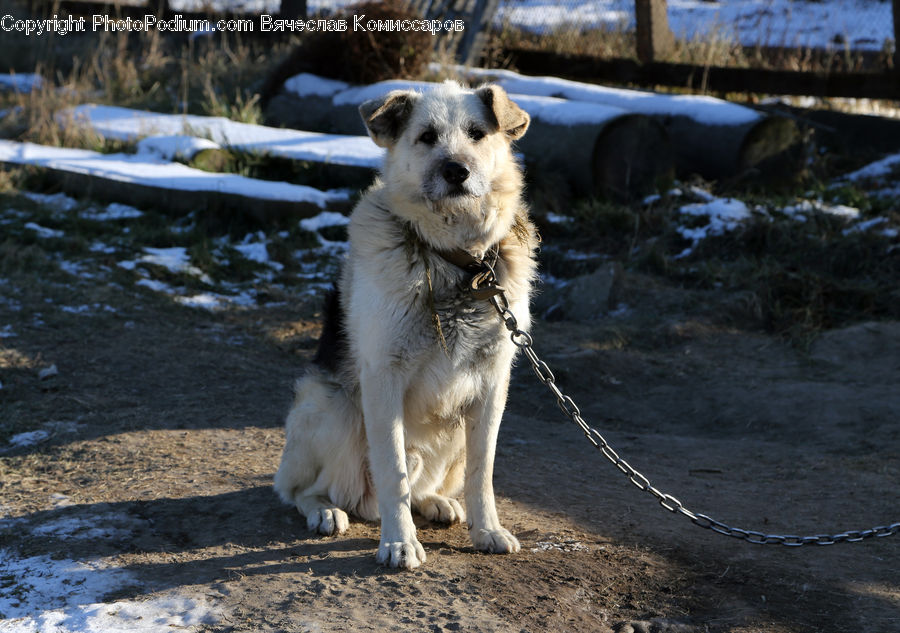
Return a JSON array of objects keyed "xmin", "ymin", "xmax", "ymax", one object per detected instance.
[
  {"xmin": 489, "ymin": 19, "xmax": 882, "ymax": 74},
  {"xmin": 0, "ymin": 2, "xmax": 291, "ymax": 147}
]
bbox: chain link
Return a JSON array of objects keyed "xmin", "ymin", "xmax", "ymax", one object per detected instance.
[{"xmin": 488, "ymin": 292, "xmax": 900, "ymax": 547}]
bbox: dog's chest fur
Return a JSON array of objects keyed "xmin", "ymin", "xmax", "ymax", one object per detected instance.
[{"xmin": 317, "ymin": 200, "xmax": 528, "ymax": 427}]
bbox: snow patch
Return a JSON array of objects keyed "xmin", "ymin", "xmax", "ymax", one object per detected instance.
[
  {"xmin": 30, "ymin": 513, "xmax": 142, "ymax": 541},
  {"xmin": 531, "ymin": 540, "xmax": 590, "ymax": 553},
  {"xmin": 24, "ymin": 223, "xmax": 64, "ymax": 239},
  {"xmin": 332, "ymin": 80, "xmax": 435, "ymax": 106},
  {"xmin": 22, "ymin": 192, "xmax": 79, "ymax": 213},
  {"xmin": 299, "ymin": 211, "xmax": 350, "ymax": 232},
  {"xmin": 781, "ymin": 199, "xmax": 860, "ymax": 221},
  {"xmin": 136, "ymin": 135, "xmax": 220, "ymax": 161},
  {"xmin": 844, "ymin": 217, "xmax": 888, "ymax": 235},
  {"xmin": 675, "ymin": 197, "xmax": 751, "ymax": 258},
  {"xmin": 841, "ymin": 152, "xmax": 900, "ymax": 182},
  {"xmin": 133, "ymin": 275, "xmax": 258, "ymax": 311},
  {"xmin": 60, "ymin": 304, "xmax": 117, "ymax": 315},
  {"xmin": 0, "ymin": 549, "xmax": 220, "ymax": 633},
  {"xmin": 6, "ymin": 431, "xmax": 50, "ymax": 449},
  {"xmin": 283, "ymin": 73, "xmax": 350, "ymax": 98},
  {"xmin": 232, "ymin": 232, "xmax": 284, "ymax": 270},
  {"xmin": 454, "ymin": 66, "xmax": 761, "ymax": 126},
  {"xmin": 135, "ymin": 247, "xmax": 211, "ymax": 282},
  {"xmin": 544, "ymin": 212, "xmax": 573, "ymax": 224},
  {"xmin": 81, "ymin": 203, "xmax": 144, "ymax": 221},
  {"xmin": 0, "ymin": 73, "xmax": 43, "ymax": 93}
]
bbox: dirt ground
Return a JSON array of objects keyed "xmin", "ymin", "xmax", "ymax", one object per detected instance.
[{"xmin": 1, "ymin": 250, "xmax": 899, "ymax": 632}]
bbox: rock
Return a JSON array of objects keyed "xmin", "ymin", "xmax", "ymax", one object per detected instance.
[
  {"xmin": 38, "ymin": 364, "xmax": 58, "ymax": 380},
  {"xmin": 540, "ymin": 262, "xmax": 624, "ymax": 321}
]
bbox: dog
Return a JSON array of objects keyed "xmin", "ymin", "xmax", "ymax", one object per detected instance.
[{"xmin": 274, "ymin": 80, "xmax": 538, "ymax": 569}]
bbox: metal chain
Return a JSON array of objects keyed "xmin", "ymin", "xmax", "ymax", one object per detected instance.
[{"xmin": 488, "ymin": 291, "xmax": 900, "ymax": 547}]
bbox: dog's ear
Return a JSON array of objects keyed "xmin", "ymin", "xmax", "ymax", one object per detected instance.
[
  {"xmin": 359, "ymin": 90, "xmax": 418, "ymax": 148},
  {"xmin": 476, "ymin": 85, "xmax": 530, "ymax": 140}
]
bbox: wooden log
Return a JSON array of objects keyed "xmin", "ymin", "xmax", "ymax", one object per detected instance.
[
  {"xmin": 0, "ymin": 141, "xmax": 354, "ymax": 223},
  {"xmin": 455, "ymin": 66, "xmax": 800, "ymax": 184},
  {"xmin": 512, "ymin": 107, "xmax": 674, "ymax": 200},
  {"xmin": 661, "ymin": 115, "xmax": 799, "ymax": 180},
  {"xmin": 31, "ymin": 166, "xmax": 336, "ymax": 223},
  {"xmin": 188, "ymin": 147, "xmax": 375, "ymax": 191},
  {"xmin": 266, "ymin": 83, "xmax": 675, "ymax": 200},
  {"xmin": 592, "ymin": 114, "xmax": 674, "ymax": 200}
]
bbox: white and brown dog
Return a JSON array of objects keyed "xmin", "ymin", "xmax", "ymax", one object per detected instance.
[{"xmin": 274, "ymin": 80, "xmax": 538, "ymax": 569}]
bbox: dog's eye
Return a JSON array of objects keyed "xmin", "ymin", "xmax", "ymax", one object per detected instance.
[
  {"xmin": 418, "ymin": 129, "xmax": 438, "ymax": 145},
  {"xmin": 467, "ymin": 126, "xmax": 486, "ymax": 142}
]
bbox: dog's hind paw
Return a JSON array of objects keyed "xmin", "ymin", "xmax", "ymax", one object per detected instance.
[
  {"xmin": 306, "ymin": 507, "xmax": 350, "ymax": 536},
  {"xmin": 416, "ymin": 495, "xmax": 465, "ymax": 525},
  {"xmin": 471, "ymin": 528, "xmax": 520, "ymax": 554},
  {"xmin": 376, "ymin": 538, "xmax": 427, "ymax": 569}
]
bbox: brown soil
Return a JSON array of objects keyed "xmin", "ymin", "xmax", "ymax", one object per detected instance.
[{"xmin": 1, "ymin": 261, "xmax": 898, "ymax": 633}]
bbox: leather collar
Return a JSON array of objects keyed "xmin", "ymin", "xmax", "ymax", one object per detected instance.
[{"xmin": 432, "ymin": 245, "xmax": 499, "ymax": 275}]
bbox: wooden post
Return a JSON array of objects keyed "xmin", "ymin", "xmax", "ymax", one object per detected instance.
[
  {"xmin": 456, "ymin": 0, "xmax": 501, "ymax": 65},
  {"xmin": 147, "ymin": 0, "xmax": 168, "ymax": 16},
  {"xmin": 893, "ymin": 0, "xmax": 900, "ymax": 71},
  {"xmin": 280, "ymin": 0, "xmax": 307, "ymax": 19},
  {"xmin": 635, "ymin": 0, "xmax": 674, "ymax": 63}
]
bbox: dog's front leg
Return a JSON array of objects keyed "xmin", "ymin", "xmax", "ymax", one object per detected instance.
[
  {"xmin": 465, "ymin": 366, "xmax": 521, "ymax": 554},
  {"xmin": 360, "ymin": 368, "xmax": 427, "ymax": 569}
]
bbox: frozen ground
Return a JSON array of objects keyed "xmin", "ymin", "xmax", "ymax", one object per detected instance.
[{"xmin": 1, "ymin": 163, "xmax": 897, "ymax": 630}]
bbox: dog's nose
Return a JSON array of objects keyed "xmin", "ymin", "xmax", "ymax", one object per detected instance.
[{"xmin": 441, "ymin": 161, "xmax": 469, "ymax": 186}]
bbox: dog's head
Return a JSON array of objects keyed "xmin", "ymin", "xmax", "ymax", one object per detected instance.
[{"xmin": 359, "ymin": 81, "xmax": 529, "ymax": 250}]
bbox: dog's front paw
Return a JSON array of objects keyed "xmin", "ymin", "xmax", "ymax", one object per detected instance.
[
  {"xmin": 416, "ymin": 495, "xmax": 465, "ymax": 525},
  {"xmin": 376, "ymin": 538, "xmax": 427, "ymax": 569},
  {"xmin": 470, "ymin": 527, "xmax": 520, "ymax": 554},
  {"xmin": 306, "ymin": 507, "xmax": 349, "ymax": 536}
]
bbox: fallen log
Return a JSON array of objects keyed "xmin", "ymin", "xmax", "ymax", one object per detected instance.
[
  {"xmin": 0, "ymin": 140, "xmax": 352, "ymax": 222},
  {"xmin": 455, "ymin": 66, "xmax": 802, "ymax": 183},
  {"xmin": 265, "ymin": 76, "xmax": 675, "ymax": 200}
]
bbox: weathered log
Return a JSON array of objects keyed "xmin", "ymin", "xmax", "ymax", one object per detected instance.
[
  {"xmin": 512, "ymin": 109, "xmax": 673, "ymax": 200},
  {"xmin": 593, "ymin": 114, "xmax": 675, "ymax": 199},
  {"xmin": 456, "ymin": 66, "xmax": 801, "ymax": 183},
  {"xmin": 30, "ymin": 166, "xmax": 337, "ymax": 223},
  {"xmin": 265, "ymin": 79, "xmax": 675, "ymax": 200},
  {"xmin": 0, "ymin": 141, "xmax": 354, "ymax": 223},
  {"xmin": 188, "ymin": 148, "xmax": 375, "ymax": 191},
  {"xmin": 663, "ymin": 114, "xmax": 799, "ymax": 180}
]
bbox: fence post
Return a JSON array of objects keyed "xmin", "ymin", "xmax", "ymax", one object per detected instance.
[
  {"xmin": 147, "ymin": 0, "xmax": 168, "ymax": 15},
  {"xmin": 894, "ymin": 0, "xmax": 900, "ymax": 71},
  {"xmin": 280, "ymin": 0, "xmax": 307, "ymax": 19},
  {"xmin": 635, "ymin": 0, "xmax": 674, "ymax": 63}
]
